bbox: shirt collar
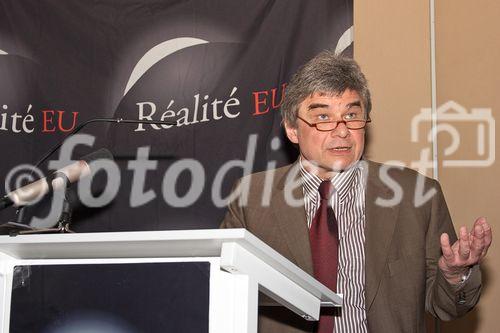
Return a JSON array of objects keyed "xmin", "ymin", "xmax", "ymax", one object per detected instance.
[{"xmin": 299, "ymin": 158, "xmax": 361, "ymax": 203}]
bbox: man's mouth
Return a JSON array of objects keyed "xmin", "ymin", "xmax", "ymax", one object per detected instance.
[{"xmin": 329, "ymin": 146, "xmax": 351, "ymax": 151}]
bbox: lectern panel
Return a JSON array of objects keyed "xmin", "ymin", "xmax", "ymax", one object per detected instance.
[{"xmin": 9, "ymin": 262, "xmax": 210, "ymax": 333}]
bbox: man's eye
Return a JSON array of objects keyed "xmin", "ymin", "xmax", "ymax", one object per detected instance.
[
  {"xmin": 344, "ymin": 112, "xmax": 360, "ymax": 120},
  {"xmin": 317, "ymin": 114, "xmax": 329, "ymax": 121}
]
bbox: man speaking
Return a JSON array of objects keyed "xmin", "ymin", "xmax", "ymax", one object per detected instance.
[{"xmin": 221, "ymin": 51, "xmax": 492, "ymax": 332}]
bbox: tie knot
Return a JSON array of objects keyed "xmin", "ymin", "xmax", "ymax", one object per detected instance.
[{"xmin": 318, "ymin": 180, "xmax": 333, "ymax": 200}]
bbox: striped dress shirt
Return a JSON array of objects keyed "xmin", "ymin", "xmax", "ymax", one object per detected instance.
[{"xmin": 300, "ymin": 159, "xmax": 368, "ymax": 333}]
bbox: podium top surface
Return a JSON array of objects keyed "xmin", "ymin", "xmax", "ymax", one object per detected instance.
[
  {"xmin": 0, "ymin": 228, "xmax": 256, "ymax": 260},
  {"xmin": 0, "ymin": 228, "xmax": 342, "ymax": 306}
]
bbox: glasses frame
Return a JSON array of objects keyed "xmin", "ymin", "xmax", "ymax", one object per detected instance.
[{"xmin": 296, "ymin": 115, "xmax": 371, "ymax": 131}]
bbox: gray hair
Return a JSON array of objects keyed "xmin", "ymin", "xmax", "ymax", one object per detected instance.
[{"xmin": 281, "ymin": 50, "xmax": 371, "ymax": 127}]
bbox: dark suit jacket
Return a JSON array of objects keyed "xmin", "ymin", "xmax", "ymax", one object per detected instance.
[{"xmin": 221, "ymin": 160, "xmax": 481, "ymax": 333}]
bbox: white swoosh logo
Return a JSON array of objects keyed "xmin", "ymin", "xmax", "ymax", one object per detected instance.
[
  {"xmin": 0, "ymin": 49, "xmax": 8, "ymax": 55},
  {"xmin": 335, "ymin": 26, "xmax": 353, "ymax": 55},
  {"xmin": 124, "ymin": 37, "xmax": 209, "ymax": 96}
]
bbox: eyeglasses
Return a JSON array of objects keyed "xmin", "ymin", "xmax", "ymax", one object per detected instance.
[{"xmin": 297, "ymin": 115, "xmax": 371, "ymax": 131}]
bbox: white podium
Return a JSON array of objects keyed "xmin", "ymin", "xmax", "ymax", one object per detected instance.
[{"xmin": 0, "ymin": 229, "xmax": 342, "ymax": 333}]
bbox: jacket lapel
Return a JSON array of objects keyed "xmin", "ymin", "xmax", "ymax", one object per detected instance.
[
  {"xmin": 364, "ymin": 161, "xmax": 400, "ymax": 312},
  {"xmin": 267, "ymin": 159, "xmax": 401, "ymax": 301},
  {"xmin": 272, "ymin": 163, "xmax": 314, "ymax": 275}
]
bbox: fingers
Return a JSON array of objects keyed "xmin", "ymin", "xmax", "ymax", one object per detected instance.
[
  {"xmin": 482, "ymin": 224, "xmax": 492, "ymax": 257},
  {"xmin": 480, "ymin": 219, "xmax": 492, "ymax": 252},
  {"xmin": 440, "ymin": 233, "xmax": 454, "ymax": 262},
  {"xmin": 441, "ymin": 217, "xmax": 492, "ymax": 270},
  {"xmin": 469, "ymin": 224, "xmax": 485, "ymax": 262},
  {"xmin": 473, "ymin": 216, "xmax": 487, "ymax": 228},
  {"xmin": 473, "ymin": 217, "xmax": 492, "ymax": 258},
  {"xmin": 458, "ymin": 226, "xmax": 470, "ymax": 260}
]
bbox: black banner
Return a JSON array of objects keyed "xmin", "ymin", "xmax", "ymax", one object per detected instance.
[{"xmin": 0, "ymin": 1, "xmax": 353, "ymax": 231}]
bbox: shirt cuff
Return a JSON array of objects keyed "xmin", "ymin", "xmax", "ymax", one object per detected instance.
[{"xmin": 456, "ymin": 267, "xmax": 473, "ymax": 286}]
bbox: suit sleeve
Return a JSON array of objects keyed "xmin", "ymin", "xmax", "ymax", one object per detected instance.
[
  {"xmin": 220, "ymin": 179, "xmax": 247, "ymax": 229},
  {"xmin": 425, "ymin": 180, "xmax": 482, "ymax": 320}
]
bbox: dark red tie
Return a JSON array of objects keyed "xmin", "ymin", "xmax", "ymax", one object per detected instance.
[{"xmin": 310, "ymin": 180, "xmax": 338, "ymax": 333}]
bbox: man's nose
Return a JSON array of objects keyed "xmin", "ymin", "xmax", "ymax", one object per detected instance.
[{"xmin": 330, "ymin": 121, "xmax": 349, "ymax": 138}]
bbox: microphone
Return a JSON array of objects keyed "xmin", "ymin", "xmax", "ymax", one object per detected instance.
[
  {"xmin": 0, "ymin": 148, "xmax": 113, "ymax": 210},
  {"xmin": 0, "ymin": 117, "xmax": 173, "ymax": 224}
]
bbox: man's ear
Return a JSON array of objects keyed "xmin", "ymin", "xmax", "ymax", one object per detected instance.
[{"xmin": 284, "ymin": 122, "xmax": 299, "ymax": 144}]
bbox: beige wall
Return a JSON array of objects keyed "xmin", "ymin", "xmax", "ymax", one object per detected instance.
[{"xmin": 354, "ymin": 1, "xmax": 499, "ymax": 332}]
